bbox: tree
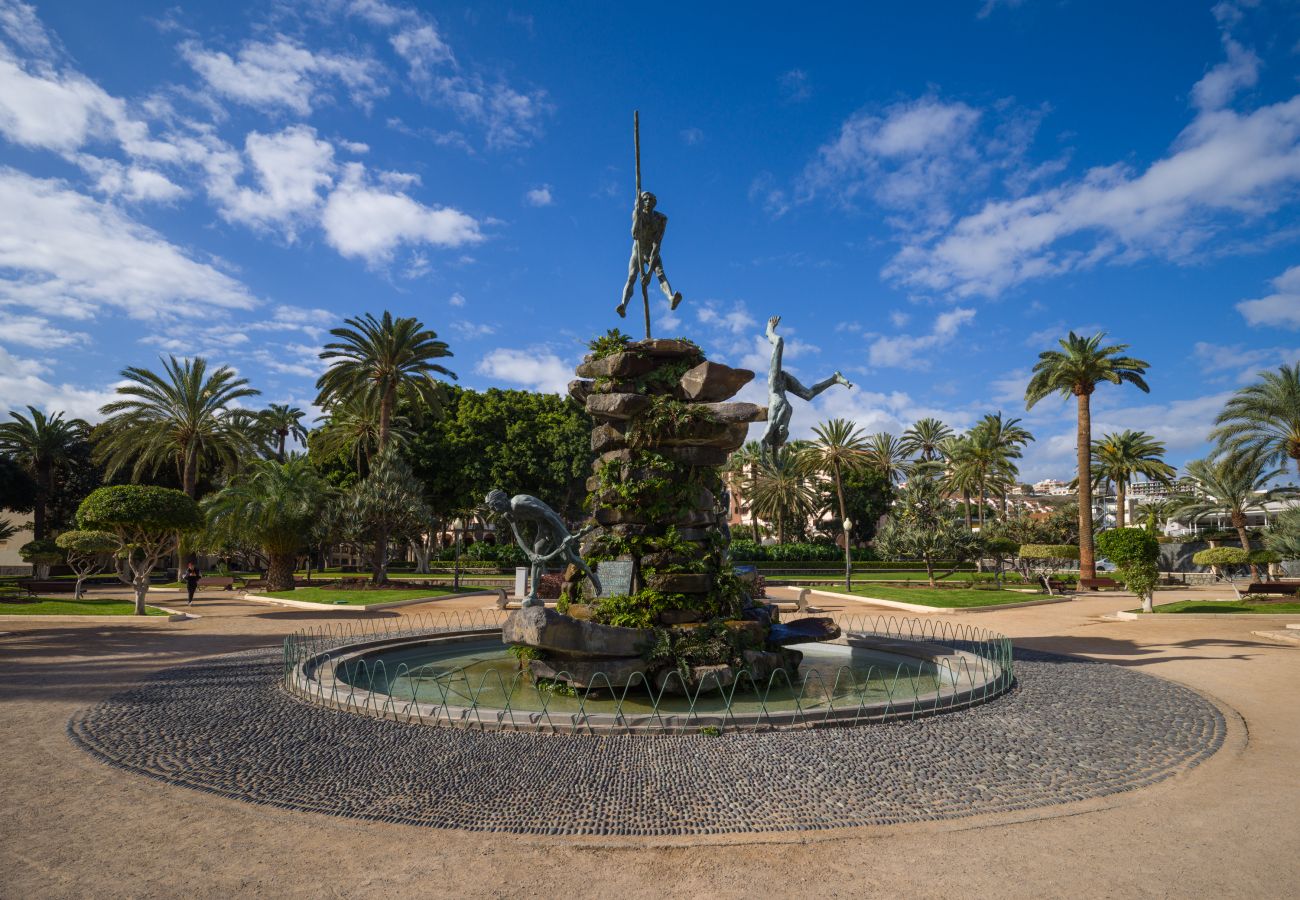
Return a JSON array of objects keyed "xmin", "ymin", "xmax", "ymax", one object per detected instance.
[
  {"xmin": 1096, "ymin": 527, "xmax": 1160, "ymax": 613},
  {"xmin": 873, "ymin": 474, "xmax": 981, "ymax": 587},
  {"xmin": 1177, "ymin": 451, "xmax": 1290, "ymax": 580},
  {"xmin": 0, "ymin": 407, "xmax": 89, "ymax": 539},
  {"xmin": 315, "ymin": 311, "xmax": 456, "ymax": 453},
  {"xmin": 971, "ymin": 412, "xmax": 1034, "ymax": 517},
  {"xmin": 1211, "ymin": 363, "xmax": 1300, "ymax": 477},
  {"xmin": 1090, "ymin": 430, "xmax": 1174, "ymax": 527},
  {"xmin": 900, "ymin": 417, "xmax": 953, "ymax": 462},
  {"xmin": 201, "ymin": 457, "xmax": 333, "ymax": 591},
  {"xmin": 1018, "ymin": 544, "xmax": 1081, "ymax": 589},
  {"xmin": 1191, "ymin": 546, "xmax": 1251, "ymax": 585},
  {"xmin": 806, "ymin": 419, "xmax": 871, "ymax": 585},
  {"xmin": 94, "ymin": 356, "xmax": 260, "ymax": 499},
  {"xmin": 19, "ymin": 538, "xmax": 62, "ymax": 579},
  {"xmin": 863, "ymin": 432, "xmax": 911, "ymax": 485},
  {"xmin": 77, "ymin": 485, "xmax": 203, "ymax": 615},
  {"xmin": 0, "ymin": 455, "xmax": 38, "ymax": 521},
  {"xmin": 839, "ymin": 466, "xmax": 893, "ymax": 544},
  {"xmin": 723, "ymin": 440, "xmax": 765, "ymax": 542},
  {"xmin": 939, "ymin": 434, "xmax": 981, "ymax": 530},
  {"xmin": 745, "ymin": 446, "xmax": 819, "ymax": 545},
  {"xmin": 334, "ymin": 447, "xmax": 430, "ymax": 584},
  {"xmin": 257, "ymin": 404, "xmax": 309, "ymax": 462},
  {"xmin": 311, "ymin": 392, "xmax": 411, "ymax": 478},
  {"xmin": 55, "ymin": 530, "xmax": 117, "ymax": 599},
  {"xmin": 1264, "ymin": 507, "xmax": 1300, "ymax": 563},
  {"xmin": 1025, "ymin": 331, "xmax": 1151, "ymax": 583}
]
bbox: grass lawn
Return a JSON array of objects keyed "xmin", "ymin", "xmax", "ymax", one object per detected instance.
[
  {"xmin": 1147, "ymin": 600, "xmax": 1300, "ymax": 614},
  {"xmin": 839, "ymin": 584, "xmax": 1044, "ymax": 608},
  {"xmin": 0, "ymin": 598, "xmax": 168, "ymax": 616},
  {"xmin": 259, "ymin": 585, "xmax": 461, "ymax": 606},
  {"xmin": 775, "ymin": 571, "xmax": 1030, "ymax": 585}
]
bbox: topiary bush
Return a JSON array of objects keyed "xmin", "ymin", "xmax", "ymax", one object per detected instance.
[
  {"xmin": 1097, "ymin": 528, "xmax": 1161, "ymax": 611},
  {"xmin": 1191, "ymin": 546, "xmax": 1250, "ymax": 567},
  {"xmin": 19, "ymin": 538, "xmax": 62, "ymax": 577},
  {"xmin": 55, "ymin": 529, "xmax": 118, "ymax": 598},
  {"xmin": 1019, "ymin": 544, "xmax": 1080, "ymax": 561}
]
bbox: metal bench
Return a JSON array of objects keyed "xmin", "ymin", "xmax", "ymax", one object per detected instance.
[
  {"xmin": 197, "ymin": 576, "xmax": 236, "ymax": 590},
  {"xmin": 1079, "ymin": 577, "xmax": 1120, "ymax": 590},
  {"xmin": 14, "ymin": 579, "xmax": 78, "ymax": 598}
]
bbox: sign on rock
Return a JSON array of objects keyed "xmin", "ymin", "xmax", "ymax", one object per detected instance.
[{"xmin": 594, "ymin": 560, "xmax": 634, "ymax": 598}]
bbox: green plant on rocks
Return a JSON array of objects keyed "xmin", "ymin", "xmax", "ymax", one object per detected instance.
[{"xmin": 587, "ymin": 329, "xmax": 634, "ymax": 360}]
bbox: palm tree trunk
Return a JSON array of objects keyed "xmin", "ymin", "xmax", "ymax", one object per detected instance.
[
  {"xmin": 267, "ymin": 552, "xmax": 296, "ymax": 591},
  {"xmin": 34, "ymin": 458, "xmax": 50, "ymax": 540},
  {"xmin": 1076, "ymin": 391, "xmax": 1096, "ymax": 582},
  {"xmin": 1232, "ymin": 513, "xmax": 1259, "ymax": 580},
  {"xmin": 277, "ymin": 432, "xmax": 287, "ymax": 463},
  {"xmin": 834, "ymin": 465, "xmax": 851, "ymax": 591},
  {"xmin": 378, "ymin": 389, "xmax": 393, "ymax": 452},
  {"xmin": 963, "ymin": 490, "xmax": 972, "ymax": 530},
  {"xmin": 1116, "ymin": 481, "xmax": 1126, "ymax": 528},
  {"xmin": 978, "ymin": 485, "xmax": 986, "ymax": 529}
]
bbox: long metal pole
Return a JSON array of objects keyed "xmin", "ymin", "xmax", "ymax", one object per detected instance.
[
  {"xmin": 634, "ymin": 111, "xmax": 651, "ymax": 339},
  {"xmin": 634, "ymin": 110, "xmax": 641, "ymax": 196}
]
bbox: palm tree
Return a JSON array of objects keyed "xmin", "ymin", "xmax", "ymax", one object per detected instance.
[
  {"xmin": 723, "ymin": 440, "xmax": 765, "ymax": 542},
  {"xmin": 0, "ymin": 407, "xmax": 89, "ymax": 539},
  {"xmin": 972, "ymin": 412, "xmax": 1034, "ymax": 517},
  {"xmin": 202, "ymin": 456, "xmax": 334, "ymax": 591},
  {"xmin": 1211, "ymin": 363, "xmax": 1300, "ymax": 477},
  {"xmin": 95, "ymin": 356, "xmax": 260, "ymax": 498},
  {"xmin": 1176, "ymin": 450, "xmax": 1289, "ymax": 580},
  {"xmin": 939, "ymin": 434, "xmax": 981, "ymax": 530},
  {"xmin": 312, "ymin": 394, "xmax": 411, "ymax": 475},
  {"xmin": 1089, "ymin": 430, "xmax": 1175, "ymax": 527},
  {"xmin": 807, "ymin": 419, "xmax": 871, "ymax": 585},
  {"xmin": 900, "ymin": 417, "xmax": 953, "ymax": 462},
  {"xmin": 1025, "ymin": 332, "xmax": 1150, "ymax": 581},
  {"xmin": 745, "ymin": 447, "xmax": 819, "ymax": 545},
  {"xmin": 864, "ymin": 432, "xmax": 911, "ymax": 485},
  {"xmin": 315, "ymin": 311, "xmax": 456, "ymax": 452},
  {"xmin": 258, "ymin": 404, "xmax": 309, "ymax": 462}
]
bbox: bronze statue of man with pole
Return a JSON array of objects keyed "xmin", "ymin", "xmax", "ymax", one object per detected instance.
[{"xmin": 616, "ymin": 111, "xmax": 683, "ymax": 338}]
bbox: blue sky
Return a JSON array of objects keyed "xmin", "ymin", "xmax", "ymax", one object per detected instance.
[{"xmin": 1, "ymin": 0, "xmax": 1298, "ymax": 481}]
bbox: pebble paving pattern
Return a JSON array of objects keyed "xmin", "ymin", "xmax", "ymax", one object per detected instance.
[{"xmin": 68, "ymin": 648, "xmax": 1225, "ymax": 836}]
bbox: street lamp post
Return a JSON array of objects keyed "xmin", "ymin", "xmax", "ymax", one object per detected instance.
[
  {"xmin": 451, "ymin": 517, "xmax": 465, "ymax": 592},
  {"xmin": 843, "ymin": 517, "xmax": 854, "ymax": 593}
]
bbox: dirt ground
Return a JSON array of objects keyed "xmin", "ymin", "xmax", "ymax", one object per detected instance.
[{"xmin": 1, "ymin": 585, "xmax": 1297, "ymax": 899}]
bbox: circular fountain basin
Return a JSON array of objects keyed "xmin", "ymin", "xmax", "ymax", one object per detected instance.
[{"xmin": 291, "ymin": 628, "xmax": 1009, "ymax": 732}]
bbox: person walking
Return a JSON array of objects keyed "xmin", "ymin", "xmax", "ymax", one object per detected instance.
[{"xmin": 183, "ymin": 562, "xmax": 201, "ymax": 606}]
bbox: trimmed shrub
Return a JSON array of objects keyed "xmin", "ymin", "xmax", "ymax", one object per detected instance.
[
  {"xmin": 1019, "ymin": 544, "xmax": 1080, "ymax": 561},
  {"xmin": 1248, "ymin": 549, "xmax": 1281, "ymax": 566},
  {"xmin": 1191, "ymin": 546, "xmax": 1250, "ymax": 567},
  {"xmin": 1095, "ymin": 528, "xmax": 1159, "ymax": 568},
  {"xmin": 19, "ymin": 538, "xmax": 62, "ymax": 578}
]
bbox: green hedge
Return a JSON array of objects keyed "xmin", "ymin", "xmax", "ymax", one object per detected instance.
[
  {"xmin": 1019, "ymin": 544, "xmax": 1080, "ymax": 560},
  {"xmin": 1192, "ymin": 547, "xmax": 1249, "ymax": 566}
]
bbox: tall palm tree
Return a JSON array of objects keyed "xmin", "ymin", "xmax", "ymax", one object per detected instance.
[
  {"xmin": 807, "ymin": 419, "xmax": 871, "ymax": 581},
  {"xmin": 900, "ymin": 417, "xmax": 953, "ymax": 462},
  {"xmin": 1210, "ymin": 363, "xmax": 1300, "ymax": 477},
  {"xmin": 745, "ymin": 447, "xmax": 819, "ymax": 545},
  {"xmin": 315, "ymin": 311, "xmax": 456, "ymax": 452},
  {"xmin": 94, "ymin": 356, "xmax": 260, "ymax": 498},
  {"xmin": 0, "ymin": 407, "xmax": 89, "ymax": 539},
  {"xmin": 258, "ymin": 404, "xmax": 309, "ymax": 462},
  {"xmin": 1089, "ymin": 430, "xmax": 1175, "ymax": 527},
  {"xmin": 864, "ymin": 432, "xmax": 911, "ymax": 485},
  {"xmin": 939, "ymin": 434, "xmax": 981, "ymax": 530},
  {"xmin": 202, "ymin": 456, "xmax": 334, "ymax": 591},
  {"xmin": 1176, "ymin": 450, "xmax": 1289, "ymax": 580},
  {"xmin": 1025, "ymin": 332, "xmax": 1150, "ymax": 581}
]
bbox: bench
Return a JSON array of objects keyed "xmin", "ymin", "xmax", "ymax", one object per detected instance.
[
  {"xmin": 1042, "ymin": 577, "xmax": 1072, "ymax": 595},
  {"xmin": 197, "ymin": 576, "xmax": 235, "ymax": 591},
  {"xmin": 1245, "ymin": 581, "xmax": 1300, "ymax": 596},
  {"xmin": 1079, "ymin": 577, "xmax": 1120, "ymax": 590},
  {"xmin": 14, "ymin": 579, "xmax": 78, "ymax": 598},
  {"xmin": 239, "ymin": 579, "xmax": 269, "ymax": 593}
]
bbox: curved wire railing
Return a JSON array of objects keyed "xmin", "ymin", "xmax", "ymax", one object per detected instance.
[{"xmin": 283, "ymin": 611, "xmax": 1015, "ymax": 734}]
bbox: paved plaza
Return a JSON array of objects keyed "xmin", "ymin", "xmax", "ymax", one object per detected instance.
[{"xmin": 1, "ymin": 587, "xmax": 1297, "ymax": 897}]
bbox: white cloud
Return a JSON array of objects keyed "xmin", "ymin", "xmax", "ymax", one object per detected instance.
[
  {"xmin": 868, "ymin": 308, "xmax": 977, "ymax": 369},
  {"xmin": 429, "ymin": 73, "xmax": 551, "ymax": 149},
  {"xmin": 213, "ymin": 125, "xmax": 336, "ymax": 237},
  {"xmin": 889, "ymin": 310, "xmax": 911, "ymax": 328},
  {"xmin": 250, "ymin": 342, "xmax": 326, "ymax": 379},
  {"xmin": 448, "ymin": 291, "xmax": 466, "ymax": 307},
  {"xmin": 0, "ymin": 168, "xmax": 256, "ymax": 320},
  {"xmin": 475, "ymin": 347, "xmax": 571, "ymax": 394},
  {"xmin": 0, "ymin": 315, "xmax": 88, "ymax": 348},
  {"xmin": 247, "ymin": 305, "xmax": 336, "ymax": 341},
  {"xmin": 0, "ymin": 346, "xmax": 120, "ymax": 422},
  {"xmin": 76, "ymin": 156, "xmax": 185, "ymax": 202},
  {"xmin": 1237, "ymin": 266, "xmax": 1300, "ymax": 330},
  {"xmin": 449, "ymin": 319, "xmax": 495, "ymax": 339},
  {"xmin": 180, "ymin": 37, "xmax": 384, "ymax": 115},
  {"xmin": 779, "ymin": 69, "xmax": 811, "ymax": 103},
  {"xmin": 1191, "ymin": 37, "xmax": 1259, "ymax": 111},
  {"xmin": 524, "ymin": 184, "xmax": 552, "ymax": 206},
  {"xmin": 391, "ymin": 24, "xmax": 453, "ymax": 82},
  {"xmin": 696, "ymin": 300, "xmax": 757, "ymax": 335},
  {"xmin": 886, "ymin": 50, "xmax": 1300, "ymax": 298},
  {"xmin": 0, "ymin": 0, "xmax": 59, "ymax": 61},
  {"xmin": 320, "ymin": 162, "xmax": 483, "ymax": 263}
]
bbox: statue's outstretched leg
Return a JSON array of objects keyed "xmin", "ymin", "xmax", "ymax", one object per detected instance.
[{"xmin": 784, "ymin": 372, "xmax": 853, "ymax": 401}]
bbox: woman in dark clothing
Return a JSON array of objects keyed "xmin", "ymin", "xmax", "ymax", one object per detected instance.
[{"xmin": 184, "ymin": 563, "xmax": 200, "ymax": 606}]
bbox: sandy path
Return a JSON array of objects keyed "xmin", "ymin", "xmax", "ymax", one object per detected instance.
[{"xmin": 1, "ymin": 587, "xmax": 1296, "ymax": 898}]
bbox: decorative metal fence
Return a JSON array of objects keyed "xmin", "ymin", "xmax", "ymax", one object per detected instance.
[{"xmin": 283, "ymin": 611, "xmax": 1015, "ymax": 734}]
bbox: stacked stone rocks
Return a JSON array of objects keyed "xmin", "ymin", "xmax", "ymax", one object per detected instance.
[{"xmin": 502, "ymin": 335, "xmax": 839, "ymax": 693}]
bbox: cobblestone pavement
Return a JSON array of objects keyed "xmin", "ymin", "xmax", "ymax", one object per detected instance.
[{"xmin": 67, "ymin": 646, "xmax": 1225, "ymax": 836}]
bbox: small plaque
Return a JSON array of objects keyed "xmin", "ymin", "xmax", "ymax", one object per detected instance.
[{"xmin": 595, "ymin": 559, "xmax": 634, "ymax": 598}]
